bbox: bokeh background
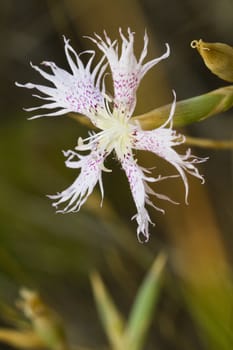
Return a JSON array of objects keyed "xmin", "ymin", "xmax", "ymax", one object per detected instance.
[{"xmin": 0, "ymin": 0, "xmax": 233, "ymax": 349}]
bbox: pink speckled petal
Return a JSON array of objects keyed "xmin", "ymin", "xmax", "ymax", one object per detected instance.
[
  {"xmin": 121, "ymin": 153, "xmax": 153, "ymax": 242},
  {"xmin": 121, "ymin": 152, "xmax": 176, "ymax": 242},
  {"xmin": 91, "ymin": 29, "xmax": 170, "ymax": 117},
  {"xmin": 134, "ymin": 96, "xmax": 208, "ymax": 203},
  {"xmin": 16, "ymin": 37, "xmax": 107, "ymax": 123},
  {"xmin": 48, "ymin": 149, "xmax": 107, "ymax": 212}
]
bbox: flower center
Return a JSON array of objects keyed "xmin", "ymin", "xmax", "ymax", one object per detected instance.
[{"xmin": 96, "ymin": 111, "xmax": 134, "ymax": 159}]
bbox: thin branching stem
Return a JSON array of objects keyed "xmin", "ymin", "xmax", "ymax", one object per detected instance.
[{"xmin": 185, "ymin": 136, "xmax": 233, "ymax": 149}]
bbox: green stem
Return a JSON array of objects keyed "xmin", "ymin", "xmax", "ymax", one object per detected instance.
[{"xmin": 133, "ymin": 85, "xmax": 233, "ymax": 129}]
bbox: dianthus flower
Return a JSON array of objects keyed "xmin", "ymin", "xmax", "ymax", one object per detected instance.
[{"xmin": 16, "ymin": 29, "xmax": 207, "ymax": 242}]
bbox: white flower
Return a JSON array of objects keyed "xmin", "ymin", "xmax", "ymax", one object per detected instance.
[{"xmin": 16, "ymin": 29, "xmax": 207, "ymax": 242}]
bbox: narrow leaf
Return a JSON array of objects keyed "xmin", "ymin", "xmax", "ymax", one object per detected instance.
[
  {"xmin": 90, "ymin": 271, "xmax": 125, "ymax": 349},
  {"xmin": 0, "ymin": 329, "xmax": 44, "ymax": 349},
  {"xmin": 124, "ymin": 253, "xmax": 167, "ymax": 350}
]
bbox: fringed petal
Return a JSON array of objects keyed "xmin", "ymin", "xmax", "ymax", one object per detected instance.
[
  {"xmin": 121, "ymin": 153, "xmax": 153, "ymax": 242},
  {"xmin": 90, "ymin": 29, "xmax": 170, "ymax": 117},
  {"xmin": 16, "ymin": 37, "xmax": 107, "ymax": 123},
  {"xmin": 121, "ymin": 153, "xmax": 175, "ymax": 242},
  {"xmin": 48, "ymin": 149, "xmax": 107, "ymax": 212},
  {"xmin": 134, "ymin": 96, "xmax": 208, "ymax": 204}
]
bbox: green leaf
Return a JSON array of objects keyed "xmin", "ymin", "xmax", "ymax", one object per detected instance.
[
  {"xmin": 123, "ymin": 253, "xmax": 167, "ymax": 350},
  {"xmin": 90, "ymin": 271, "xmax": 125, "ymax": 350},
  {"xmin": 133, "ymin": 85, "xmax": 233, "ymax": 129}
]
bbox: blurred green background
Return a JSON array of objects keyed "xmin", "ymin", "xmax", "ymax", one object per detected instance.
[{"xmin": 0, "ymin": 0, "xmax": 233, "ymax": 349}]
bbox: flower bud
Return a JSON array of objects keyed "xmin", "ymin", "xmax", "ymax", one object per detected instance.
[{"xmin": 191, "ymin": 39, "xmax": 233, "ymax": 82}]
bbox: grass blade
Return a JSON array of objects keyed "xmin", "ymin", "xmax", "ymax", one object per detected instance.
[
  {"xmin": 90, "ymin": 271, "xmax": 125, "ymax": 350},
  {"xmin": 124, "ymin": 253, "xmax": 167, "ymax": 350}
]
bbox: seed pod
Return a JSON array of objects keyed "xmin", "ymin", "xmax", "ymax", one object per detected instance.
[{"xmin": 191, "ymin": 39, "xmax": 233, "ymax": 82}]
